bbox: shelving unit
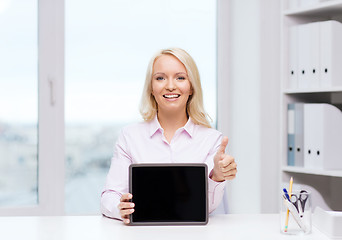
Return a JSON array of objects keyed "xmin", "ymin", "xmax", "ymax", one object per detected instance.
[
  {"xmin": 282, "ymin": 166, "xmax": 342, "ymax": 178},
  {"xmin": 280, "ymin": 0, "xmax": 342, "ymax": 211},
  {"xmin": 284, "ymin": 87, "xmax": 342, "ymax": 93},
  {"xmin": 284, "ymin": 0, "xmax": 342, "ymax": 16}
]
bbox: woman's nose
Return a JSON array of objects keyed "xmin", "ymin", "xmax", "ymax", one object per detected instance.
[{"xmin": 165, "ymin": 79, "xmax": 176, "ymax": 91}]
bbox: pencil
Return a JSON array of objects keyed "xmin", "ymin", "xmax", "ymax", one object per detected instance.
[{"xmin": 284, "ymin": 177, "xmax": 293, "ymax": 232}]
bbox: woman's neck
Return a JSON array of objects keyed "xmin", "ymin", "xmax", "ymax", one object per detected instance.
[{"xmin": 157, "ymin": 111, "xmax": 188, "ymax": 143}]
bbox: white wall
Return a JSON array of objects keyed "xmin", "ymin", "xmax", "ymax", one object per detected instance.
[
  {"xmin": 258, "ymin": 0, "xmax": 281, "ymax": 214},
  {"xmin": 218, "ymin": 0, "xmax": 280, "ymax": 213}
]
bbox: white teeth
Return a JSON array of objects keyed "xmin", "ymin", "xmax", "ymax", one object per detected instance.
[{"xmin": 164, "ymin": 94, "xmax": 180, "ymax": 98}]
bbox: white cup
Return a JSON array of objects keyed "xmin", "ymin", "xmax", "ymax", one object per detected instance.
[{"xmin": 280, "ymin": 190, "xmax": 312, "ymax": 235}]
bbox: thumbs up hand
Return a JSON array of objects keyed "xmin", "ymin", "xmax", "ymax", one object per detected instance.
[{"xmin": 211, "ymin": 136, "xmax": 237, "ymax": 182}]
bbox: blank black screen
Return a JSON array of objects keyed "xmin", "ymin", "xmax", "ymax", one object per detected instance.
[{"xmin": 130, "ymin": 165, "xmax": 207, "ymax": 223}]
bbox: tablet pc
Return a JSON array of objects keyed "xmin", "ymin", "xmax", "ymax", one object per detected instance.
[{"xmin": 129, "ymin": 163, "xmax": 208, "ymax": 225}]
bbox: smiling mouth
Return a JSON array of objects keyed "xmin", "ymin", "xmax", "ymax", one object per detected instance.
[{"xmin": 163, "ymin": 94, "xmax": 180, "ymax": 99}]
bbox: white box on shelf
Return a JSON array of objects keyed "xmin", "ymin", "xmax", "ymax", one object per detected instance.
[
  {"xmin": 320, "ymin": 20, "xmax": 342, "ymax": 88},
  {"xmin": 313, "ymin": 207, "xmax": 342, "ymax": 239},
  {"xmin": 288, "ymin": 26, "xmax": 298, "ymax": 89},
  {"xmin": 308, "ymin": 22, "xmax": 320, "ymax": 88},
  {"xmin": 304, "ymin": 104, "xmax": 342, "ymax": 170},
  {"xmin": 297, "ymin": 24, "xmax": 311, "ymax": 89}
]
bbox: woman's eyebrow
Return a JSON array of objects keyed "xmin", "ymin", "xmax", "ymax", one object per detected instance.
[
  {"xmin": 152, "ymin": 72, "xmax": 187, "ymax": 76},
  {"xmin": 152, "ymin": 72, "xmax": 166, "ymax": 76}
]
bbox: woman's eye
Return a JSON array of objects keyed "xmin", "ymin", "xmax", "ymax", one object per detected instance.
[
  {"xmin": 177, "ymin": 77, "xmax": 186, "ymax": 80},
  {"xmin": 156, "ymin": 77, "xmax": 164, "ymax": 80}
]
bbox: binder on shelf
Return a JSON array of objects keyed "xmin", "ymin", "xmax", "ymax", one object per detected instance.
[
  {"xmin": 287, "ymin": 104, "xmax": 295, "ymax": 166},
  {"xmin": 319, "ymin": 20, "xmax": 342, "ymax": 88},
  {"xmin": 287, "ymin": 103, "xmax": 304, "ymax": 167},
  {"xmin": 297, "ymin": 24, "xmax": 311, "ymax": 89},
  {"xmin": 288, "ymin": 26, "xmax": 298, "ymax": 89},
  {"xmin": 296, "ymin": 22, "xmax": 320, "ymax": 89},
  {"xmin": 304, "ymin": 104, "xmax": 316, "ymax": 168},
  {"xmin": 304, "ymin": 104, "xmax": 342, "ymax": 170},
  {"xmin": 308, "ymin": 22, "xmax": 320, "ymax": 89},
  {"xmin": 289, "ymin": 20, "xmax": 342, "ymax": 90},
  {"xmin": 294, "ymin": 103, "xmax": 304, "ymax": 166}
]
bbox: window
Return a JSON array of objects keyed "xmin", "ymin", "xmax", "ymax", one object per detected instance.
[
  {"xmin": 65, "ymin": 0, "xmax": 217, "ymax": 214},
  {"xmin": 0, "ymin": 0, "xmax": 38, "ymax": 208}
]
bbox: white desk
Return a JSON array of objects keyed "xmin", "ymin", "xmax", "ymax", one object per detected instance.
[{"xmin": 0, "ymin": 214, "xmax": 330, "ymax": 240}]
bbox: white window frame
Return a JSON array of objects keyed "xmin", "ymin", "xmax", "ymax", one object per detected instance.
[{"xmin": 0, "ymin": 0, "xmax": 65, "ymax": 215}]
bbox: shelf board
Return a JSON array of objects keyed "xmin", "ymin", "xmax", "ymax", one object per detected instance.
[
  {"xmin": 282, "ymin": 166, "xmax": 342, "ymax": 177},
  {"xmin": 283, "ymin": 87, "xmax": 342, "ymax": 94},
  {"xmin": 284, "ymin": 0, "xmax": 342, "ymax": 17}
]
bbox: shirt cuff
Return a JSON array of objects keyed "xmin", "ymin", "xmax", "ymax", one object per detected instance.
[
  {"xmin": 101, "ymin": 190, "xmax": 122, "ymax": 220},
  {"xmin": 208, "ymin": 177, "xmax": 226, "ymax": 213}
]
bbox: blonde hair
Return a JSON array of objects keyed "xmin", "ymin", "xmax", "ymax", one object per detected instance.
[{"xmin": 139, "ymin": 48, "xmax": 212, "ymax": 128}]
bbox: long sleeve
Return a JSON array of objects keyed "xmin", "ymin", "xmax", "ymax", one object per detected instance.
[
  {"xmin": 101, "ymin": 128, "xmax": 132, "ymax": 220},
  {"xmin": 208, "ymin": 174, "xmax": 226, "ymax": 213},
  {"xmin": 101, "ymin": 190, "xmax": 122, "ymax": 219},
  {"xmin": 205, "ymin": 133, "xmax": 227, "ymax": 214}
]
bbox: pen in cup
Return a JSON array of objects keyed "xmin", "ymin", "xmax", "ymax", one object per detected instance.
[
  {"xmin": 283, "ymin": 188, "xmax": 290, "ymax": 200},
  {"xmin": 284, "ymin": 177, "xmax": 293, "ymax": 232}
]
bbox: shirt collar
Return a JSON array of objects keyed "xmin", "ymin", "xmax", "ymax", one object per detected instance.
[
  {"xmin": 149, "ymin": 115, "xmax": 195, "ymax": 138},
  {"xmin": 182, "ymin": 117, "xmax": 194, "ymax": 138},
  {"xmin": 149, "ymin": 115, "xmax": 163, "ymax": 137}
]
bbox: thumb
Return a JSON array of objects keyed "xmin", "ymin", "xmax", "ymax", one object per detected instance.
[{"xmin": 216, "ymin": 136, "xmax": 229, "ymax": 155}]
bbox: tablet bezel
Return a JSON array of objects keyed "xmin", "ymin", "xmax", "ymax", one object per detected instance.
[{"xmin": 128, "ymin": 163, "xmax": 208, "ymax": 226}]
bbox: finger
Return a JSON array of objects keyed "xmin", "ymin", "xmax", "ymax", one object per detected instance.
[
  {"xmin": 224, "ymin": 175, "xmax": 236, "ymax": 181},
  {"xmin": 123, "ymin": 218, "xmax": 130, "ymax": 225},
  {"xmin": 223, "ymin": 168, "xmax": 237, "ymax": 177},
  {"xmin": 118, "ymin": 202, "xmax": 135, "ymax": 210},
  {"xmin": 218, "ymin": 155, "xmax": 235, "ymax": 168},
  {"xmin": 216, "ymin": 136, "xmax": 229, "ymax": 155},
  {"xmin": 120, "ymin": 193, "xmax": 133, "ymax": 202},
  {"xmin": 120, "ymin": 208, "xmax": 135, "ymax": 217},
  {"xmin": 220, "ymin": 161, "xmax": 237, "ymax": 173}
]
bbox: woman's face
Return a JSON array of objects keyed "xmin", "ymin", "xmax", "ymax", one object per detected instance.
[{"xmin": 151, "ymin": 54, "xmax": 192, "ymax": 116}]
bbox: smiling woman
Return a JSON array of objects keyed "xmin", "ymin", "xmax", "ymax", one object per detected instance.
[
  {"xmin": 101, "ymin": 48, "xmax": 237, "ymax": 224},
  {"xmin": 65, "ymin": 0, "xmax": 217, "ymax": 215}
]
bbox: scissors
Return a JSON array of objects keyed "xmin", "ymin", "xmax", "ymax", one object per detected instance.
[{"xmin": 289, "ymin": 190, "xmax": 308, "ymax": 218}]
